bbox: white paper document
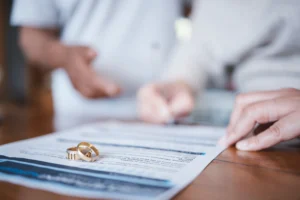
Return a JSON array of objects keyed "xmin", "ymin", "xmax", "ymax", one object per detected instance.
[{"xmin": 0, "ymin": 122, "xmax": 225, "ymax": 199}]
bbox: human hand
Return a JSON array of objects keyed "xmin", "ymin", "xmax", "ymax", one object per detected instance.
[
  {"xmin": 138, "ymin": 81, "xmax": 195, "ymax": 123},
  {"xmin": 218, "ymin": 88, "xmax": 300, "ymax": 151},
  {"xmin": 63, "ymin": 46, "xmax": 121, "ymax": 98}
]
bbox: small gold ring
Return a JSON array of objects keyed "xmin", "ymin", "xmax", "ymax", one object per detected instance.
[
  {"xmin": 66, "ymin": 146, "xmax": 91, "ymax": 161},
  {"xmin": 66, "ymin": 147, "xmax": 80, "ymax": 160},
  {"xmin": 77, "ymin": 142, "xmax": 99, "ymax": 162}
]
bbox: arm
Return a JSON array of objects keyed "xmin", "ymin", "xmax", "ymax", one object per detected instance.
[
  {"xmin": 161, "ymin": 0, "xmax": 208, "ymax": 94},
  {"xmin": 12, "ymin": 0, "xmax": 120, "ymax": 98},
  {"xmin": 233, "ymin": 13, "xmax": 300, "ymax": 92},
  {"xmin": 19, "ymin": 27, "xmax": 66, "ymax": 69},
  {"xmin": 12, "ymin": 0, "xmax": 69, "ymax": 69},
  {"xmin": 19, "ymin": 27, "xmax": 120, "ymax": 98},
  {"xmin": 138, "ymin": 1, "xmax": 209, "ymax": 123}
]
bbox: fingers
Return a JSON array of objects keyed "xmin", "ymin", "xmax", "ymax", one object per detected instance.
[
  {"xmin": 227, "ymin": 88, "xmax": 299, "ymax": 132},
  {"xmin": 90, "ymin": 73, "xmax": 121, "ymax": 98},
  {"xmin": 138, "ymin": 84, "xmax": 171, "ymax": 123},
  {"xmin": 169, "ymin": 89, "xmax": 194, "ymax": 119},
  {"xmin": 236, "ymin": 111, "xmax": 300, "ymax": 151},
  {"xmin": 219, "ymin": 96, "xmax": 299, "ymax": 147},
  {"xmin": 81, "ymin": 46, "xmax": 97, "ymax": 63},
  {"xmin": 138, "ymin": 82, "xmax": 194, "ymax": 124},
  {"xmin": 69, "ymin": 64, "xmax": 121, "ymax": 98},
  {"xmin": 78, "ymin": 84, "xmax": 106, "ymax": 98},
  {"xmin": 65, "ymin": 46, "xmax": 121, "ymax": 98}
]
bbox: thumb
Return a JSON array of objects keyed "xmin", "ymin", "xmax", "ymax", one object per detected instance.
[
  {"xmin": 138, "ymin": 84, "xmax": 172, "ymax": 123},
  {"xmin": 169, "ymin": 90, "xmax": 194, "ymax": 119},
  {"xmin": 93, "ymin": 75, "xmax": 121, "ymax": 97}
]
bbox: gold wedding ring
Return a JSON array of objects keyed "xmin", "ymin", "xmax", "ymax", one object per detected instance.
[
  {"xmin": 66, "ymin": 146, "xmax": 92, "ymax": 161},
  {"xmin": 77, "ymin": 142, "xmax": 100, "ymax": 162}
]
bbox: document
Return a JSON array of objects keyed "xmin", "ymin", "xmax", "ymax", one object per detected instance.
[{"xmin": 0, "ymin": 121, "xmax": 225, "ymax": 199}]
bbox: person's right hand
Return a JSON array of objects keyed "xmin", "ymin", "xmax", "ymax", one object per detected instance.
[
  {"xmin": 138, "ymin": 81, "xmax": 195, "ymax": 124},
  {"xmin": 63, "ymin": 46, "xmax": 121, "ymax": 98},
  {"xmin": 218, "ymin": 88, "xmax": 300, "ymax": 151}
]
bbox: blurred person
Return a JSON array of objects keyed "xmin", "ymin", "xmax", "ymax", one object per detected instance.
[
  {"xmin": 11, "ymin": 0, "xmax": 182, "ymax": 128},
  {"xmin": 219, "ymin": 88, "xmax": 300, "ymax": 151},
  {"xmin": 138, "ymin": 0, "xmax": 300, "ymax": 124}
]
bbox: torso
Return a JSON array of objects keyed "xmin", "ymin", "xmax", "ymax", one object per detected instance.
[{"xmin": 51, "ymin": 0, "xmax": 181, "ymax": 117}]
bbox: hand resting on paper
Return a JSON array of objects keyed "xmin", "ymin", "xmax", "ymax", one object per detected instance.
[{"xmin": 219, "ymin": 88, "xmax": 300, "ymax": 151}]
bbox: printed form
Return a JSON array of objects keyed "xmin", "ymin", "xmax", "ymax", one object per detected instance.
[{"xmin": 0, "ymin": 122, "xmax": 225, "ymax": 200}]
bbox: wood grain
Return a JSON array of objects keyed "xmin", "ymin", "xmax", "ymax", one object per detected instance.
[{"xmin": 0, "ymin": 104, "xmax": 299, "ymax": 200}]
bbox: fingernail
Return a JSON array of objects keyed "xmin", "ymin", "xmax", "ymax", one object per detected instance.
[{"xmin": 236, "ymin": 141, "xmax": 248, "ymax": 150}]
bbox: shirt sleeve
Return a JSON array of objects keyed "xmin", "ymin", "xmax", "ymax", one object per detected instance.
[
  {"xmin": 161, "ymin": 0, "xmax": 210, "ymax": 94},
  {"xmin": 161, "ymin": 40, "xmax": 209, "ymax": 94},
  {"xmin": 234, "ymin": 11, "xmax": 300, "ymax": 93},
  {"xmin": 234, "ymin": 56, "xmax": 300, "ymax": 92},
  {"xmin": 11, "ymin": 0, "xmax": 59, "ymax": 28}
]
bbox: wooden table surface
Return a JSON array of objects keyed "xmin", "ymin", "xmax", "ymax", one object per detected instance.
[{"xmin": 0, "ymin": 105, "xmax": 299, "ymax": 200}]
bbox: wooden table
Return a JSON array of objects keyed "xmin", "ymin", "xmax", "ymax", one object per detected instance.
[{"xmin": 0, "ymin": 105, "xmax": 299, "ymax": 200}]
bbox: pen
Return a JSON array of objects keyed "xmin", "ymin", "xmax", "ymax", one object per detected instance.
[{"xmin": 166, "ymin": 117, "xmax": 179, "ymax": 126}]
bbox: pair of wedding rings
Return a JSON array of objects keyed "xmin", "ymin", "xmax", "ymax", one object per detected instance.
[{"xmin": 66, "ymin": 142, "xmax": 100, "ymax": 162}]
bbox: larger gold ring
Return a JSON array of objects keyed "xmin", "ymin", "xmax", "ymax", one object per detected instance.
[{"xmin": 77, "ymin": 142, "xmax": 99, "ymax": 162}]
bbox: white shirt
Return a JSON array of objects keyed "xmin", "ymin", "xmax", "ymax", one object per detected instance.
[
  {"xmin": 164, "ymin": 0, "xmax": 300, "ymax": 93},
  {"xmin": 11, "ymin": 0, "xmax": 181, "ymax": 121}
]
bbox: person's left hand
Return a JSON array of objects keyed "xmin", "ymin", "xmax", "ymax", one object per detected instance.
[
  {"xmin": 137, "ymin": 80, "xmax": 195, "ymax": 124},
  {"xmin": 218, "ymin": 88, "xmax": 300, "ymax": 151}
]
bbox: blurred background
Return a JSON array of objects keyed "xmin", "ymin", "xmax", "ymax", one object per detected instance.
[
  {"xmin": 0, "ymin": 1, "xmax": 193, "ymax": 107},
  {"xmin": 0, "ymin": 0, "xmax": 234, "ymax": 127},
  {"xmin": 1, "ymin": 0, "xmax": 26, "ymax": 104}
]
